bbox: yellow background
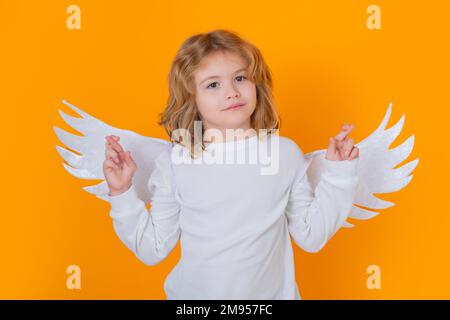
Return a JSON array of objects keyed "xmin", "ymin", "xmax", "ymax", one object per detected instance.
[{"xmin": 0, "ymin": 0, "xmax": 447, "ymax": 299}]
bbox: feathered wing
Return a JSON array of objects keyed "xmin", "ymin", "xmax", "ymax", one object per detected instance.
[
  {"xmin": 302, "ymin": 102, "xmax": 419, "ymax": 228},
  {"xmin": 53, "ymin": 100, "xmax": 172, "ymax": 205}
]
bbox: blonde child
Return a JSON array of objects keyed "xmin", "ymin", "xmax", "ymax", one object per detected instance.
[{"xmin": 103, "ymin": 29, "xmax": 359, "ymax": 299}]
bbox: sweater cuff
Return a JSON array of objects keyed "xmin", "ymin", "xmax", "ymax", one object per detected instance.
[
  {"xmin": 108, "ymin": 184, "xmax": 142, "ymax": 212},
  {"xmin": 322, "ymin": 155, "xmax": 359, "ymax": 179}
]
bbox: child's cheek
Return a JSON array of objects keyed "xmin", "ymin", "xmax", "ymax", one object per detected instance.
[
  {"xmin": 197, "ymin": 93, "xmax": 220, "ymax": 112},
  {"xmin": 244, "ymin": 80, "xmax": 256, "ymax": 90},
  {"xmin": 243, "ymin": 81, "xmax": 257, "ymax": 101}
]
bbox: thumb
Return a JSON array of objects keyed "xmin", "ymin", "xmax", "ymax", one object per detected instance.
[
  {"xmin": 327, "ymin": 137, "xmax": 336, "ymax": 153},
  {"xmin": 325, "ymin": 137, "xmax": 338, "ymax": 160},
  {"xmin": 124, "ymin": 151, "xmax": 135, "ymax": 167}
]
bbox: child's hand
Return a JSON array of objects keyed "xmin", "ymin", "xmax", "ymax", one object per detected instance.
[
  {"xmin": 103, "ymin": 135, "xmax": 137, "ymax": 196},
  {"xmin": 325, "ymin": 124, "xmax": 359, "ymax": 161}
]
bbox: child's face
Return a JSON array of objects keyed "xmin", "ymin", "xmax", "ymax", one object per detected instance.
[{"xmin": 193, "ymin": 51, "xmax": 257, "ymax": 137}]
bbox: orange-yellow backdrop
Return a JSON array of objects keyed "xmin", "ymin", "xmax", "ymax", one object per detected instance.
[{"xmin": 0, "ymin": 0, "xmax": 447, "ymax": 299}]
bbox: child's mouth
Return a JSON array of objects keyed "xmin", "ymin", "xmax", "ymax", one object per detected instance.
[{"xmin": 223, "ymin": 103, "xmax": 245, "ymax": 111}]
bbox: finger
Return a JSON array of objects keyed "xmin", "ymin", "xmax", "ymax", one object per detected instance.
[
  {"xmin": 105, "ymin": 142, "xmax": 120, "ymax": 162},
  {"xmin": 104, "ymin": 159, "xmax": 119, "ymax": 171},
  {"xmin": 334, "ymin": 124, "xmax": 354, "ymax": 141},
  {"xmin": 107, "ymin": 136, "xmax": 125, "ymax": 153},
  {"xmin": 123, "ymin": 151, "xmax": 136, "ymax": 168},
  {"xmin": 327, "ymin": 137, "xmax": 337, "ymax": 154},
  {"xmin": 109, "ymin": 143, "xmax": 124, "ymax": 156},
  {"xmin": 105, "ymin": 141, "xmax": 111, "ymax": 158},
  {"xmin": 105, "ymin": 138, "xmax": 113, "ymax": 152},
  {"xmin": 334, "ymin": 125, "xmax": 353, "ymax": 142},
  {"xmin": 118, "ymin": 151, "xmax": 131, "ymax": 166},
  {"xmin": 348, "ymin": 146, "xmax": 359, "ymax": 160},
  {"xmin": 343, "ymin": 138, "xmax": 354, "ymax": 158},
  {"xmin": 104, "ymin": 159, "xmax": 118, "ymax": 168},
  {"xmin": 106, "ymin": 149, "xmax": 120, "ymax": 164},
  {"xmin": 122, "ymin": 151, "xmax": 132, "ymax": 167},
  {"xmin": 105, "ymin": 135, "xmax": 120, "ymax": 141}
]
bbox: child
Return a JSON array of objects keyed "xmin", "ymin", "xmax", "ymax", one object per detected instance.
[{"xmin": 103, "ymin": 29, "xmax": 359, "ymax": 300}]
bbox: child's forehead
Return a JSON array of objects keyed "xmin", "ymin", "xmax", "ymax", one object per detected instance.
[{"xmin": 195, "ymin": 52, "xmax": 247, "ymax": 78}]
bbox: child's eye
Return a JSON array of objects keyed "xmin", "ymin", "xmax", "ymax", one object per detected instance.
[
  {"xmin": 206, "ymin": 82, "xmax": 219, "ymax": 89},
  {"xmin": 206, "ymin": 76, "xmax": 247, "ymax": 89}
]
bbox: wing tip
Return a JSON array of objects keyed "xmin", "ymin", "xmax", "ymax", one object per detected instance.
[
  {"xmin": 61, "ymin": 162, "xmax": 74, "ymax": 175},
  {"xmin": 343, "ymin": 221, "xmax": 355, "ymax": 228},
  {"xmin": 391, "ymin": 113, "xmax": 405, "ymax": 131},
  {"xmin": 57, "ymin": 108, "xmax": 67, "ymax": 119},
  {"xmin": 80, "ymin": 185, "xmax": 109, "ymax": 201},
  {"xmin": 55, "ymin": 144, "xmax": 65, "ymax": 155},
  {"xmin": 82, "ymin": 185, "xmax": 98, "ymax": 195},
  {"xmin": 53, "ymin": 126, "xmax": 65, "ymax": 140},
  {"xmin": 60, "ymin": 99, "xmax": 90, "ymax": 119},
  {"xmin": 377, "ymin": 101, "xmax": 394, "ymax": 132},
  {"xmin": 52, "ymin": 125, "xmax": 61, "ymax": 133},
  {"xmin": 408, "ymin": 157, "xmax": 420, "ymax": 172},
  {"xmin": 387, "ymin": 101, "xmax": 393, "ymax": 113}
]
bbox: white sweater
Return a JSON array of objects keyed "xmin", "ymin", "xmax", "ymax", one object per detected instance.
[{"xmin": 107, "ymin": 134, "xmax": 359, "ymax": 299}]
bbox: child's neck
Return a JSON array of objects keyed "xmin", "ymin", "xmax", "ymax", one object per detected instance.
[{"xmin": 203, "ymin": 126, "xmax": 257, "ymax": 144}]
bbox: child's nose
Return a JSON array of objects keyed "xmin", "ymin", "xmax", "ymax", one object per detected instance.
[{"xmin": 226, "ymin": 90, "xmax": 239, "ymax": 99}]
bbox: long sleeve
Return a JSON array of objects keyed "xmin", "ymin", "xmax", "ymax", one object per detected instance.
[
  {"xmin": 107, "ymin": 150, "xmax": 181, "ymax": 266},
  {"xmin": 285, "ymin": 151, "xmax": 359, "ymax": 253}
]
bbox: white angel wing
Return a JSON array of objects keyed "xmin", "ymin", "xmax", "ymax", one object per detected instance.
[
  {"xmin": 53, "ymin": 100, "xmax": 172, "ymax": 205},
  {"xmin": 303, "ymin": 102, "xmax": 419, "ymax": 228}
]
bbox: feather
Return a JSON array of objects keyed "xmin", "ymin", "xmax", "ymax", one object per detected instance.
[
  {"xmin": 54, "ymin": 100, "xmax": 172, "ymax": 204},
  {"xmin": 303, "ymin": 102, "xmax": 419, "ymax": 228}
]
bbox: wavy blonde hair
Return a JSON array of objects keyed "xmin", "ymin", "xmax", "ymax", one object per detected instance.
[{"xmin": 158, "ymin": 29, "xmax": 281, "ymax": 158}]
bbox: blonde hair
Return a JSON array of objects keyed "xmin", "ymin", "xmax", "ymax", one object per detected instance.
[{"xmin": 158, "ymin": 29, "xmax": 281, "ymax": 158}]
